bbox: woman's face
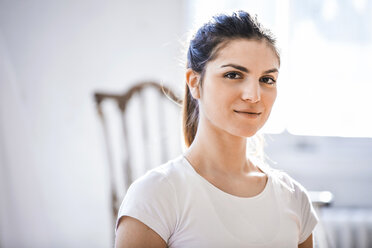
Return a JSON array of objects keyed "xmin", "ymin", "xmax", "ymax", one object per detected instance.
[{"xmin": 196, "ymin": 39, "xmax": 279, "ymax": 138}]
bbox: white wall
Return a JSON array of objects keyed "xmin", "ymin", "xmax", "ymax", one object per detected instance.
[{"xmin": 0, "ymin": 0, "xmax": 186, "ymax": 247}]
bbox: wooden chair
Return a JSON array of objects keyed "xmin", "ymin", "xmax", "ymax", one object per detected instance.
[{"xmin": 94, "ymin": 81, "xmax": 183, "ymax": 231}]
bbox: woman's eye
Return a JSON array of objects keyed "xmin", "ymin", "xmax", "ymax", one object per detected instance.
[
  {"xmin": 260, "ymin": 77, "xmax": 276, "ymax": 85},
  {"xmin": 224, "ymin": 72, "xmax": 242, "ymax": 79}
]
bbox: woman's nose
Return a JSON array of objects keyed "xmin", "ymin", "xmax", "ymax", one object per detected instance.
[{"xmin": 241, "ymin": 80, "xmax": 261, "ymax": 103}]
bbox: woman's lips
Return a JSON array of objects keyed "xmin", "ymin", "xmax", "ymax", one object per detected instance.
[{"xmin": 234, "ymin": 110, "xmax": 262, "ymax": 118}]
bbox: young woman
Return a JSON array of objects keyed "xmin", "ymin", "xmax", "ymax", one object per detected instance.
[{"xmin": 115, "ymin": 11, "xmax": 318, "ymax": 248}]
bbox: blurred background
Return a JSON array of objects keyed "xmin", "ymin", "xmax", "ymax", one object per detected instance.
[{"xmin": 0, "ymin": 0, "xmax": 371, "ymax": 247}]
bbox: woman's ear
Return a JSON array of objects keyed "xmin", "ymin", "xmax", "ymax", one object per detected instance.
[{"xmin": 185, "ymin": 68, "xmax": 201, "ymax": 99}]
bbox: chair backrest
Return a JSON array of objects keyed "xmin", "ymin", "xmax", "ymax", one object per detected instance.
[{"xmin": 94, "ymin": 81, "xmax": 183, "ymax": 226}]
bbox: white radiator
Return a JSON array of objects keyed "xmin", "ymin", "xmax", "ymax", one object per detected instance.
[{"xmin": 315, "ymin": 208, "xmax": 372, "ymax": 248}]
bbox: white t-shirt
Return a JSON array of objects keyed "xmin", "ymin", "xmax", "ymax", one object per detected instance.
[{"xmin": 116, "ymin": 155, "xmax": 318, "ymax": 248}]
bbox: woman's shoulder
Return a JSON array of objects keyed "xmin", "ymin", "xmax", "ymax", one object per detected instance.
[
  {"xmin": 249, "ymin": 156, "xmax": 310, "ymax": 199},
  {"xmin": 127, "ymin": 155, "xmax": 187, "ymax": 194},
  {"xmin": 266, "ymin": 167, "xmax": 312, "ymax": 204},
  {"xmin": 117, "ymin": 156, "xmax": 186, "ymax": 240}
]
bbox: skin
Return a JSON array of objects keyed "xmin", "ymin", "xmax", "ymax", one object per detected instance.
[
  {"xmin": 115, "ymin": 216, "xmax": 167, "ymax": 248},
  {"xmin": 115, "ymin": 38, "xmax": 313, "ymax": 247}
]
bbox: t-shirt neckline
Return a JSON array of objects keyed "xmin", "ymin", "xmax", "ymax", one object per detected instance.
[{"xmin": 181, "ymin": 155, "xmax": 271, "ymax": 201}]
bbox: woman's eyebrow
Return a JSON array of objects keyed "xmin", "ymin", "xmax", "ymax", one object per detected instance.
[
  {"xmin": 264, "ymin": 68, "xmax": 278, "ymax": 74},
  {"xmin": 221, "ymin": 64, "xmax": 278, "ymax": 74},
  {"xmin": 221, "ymin": 64, "xmax": 248, "ymax": 72}
]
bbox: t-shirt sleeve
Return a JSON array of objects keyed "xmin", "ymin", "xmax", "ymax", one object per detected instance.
[
  {"xmin": 295, "ymin": 181, "xmax": 319, "ymax": 244},
  {"xmin": 115, "ymin": 170, "xmax": 178, "ymax": 243}
]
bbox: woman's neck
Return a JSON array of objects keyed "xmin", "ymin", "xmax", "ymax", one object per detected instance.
[{"xmin": 184, "ymin": 118, "xmax": 256, "ymax": 176}]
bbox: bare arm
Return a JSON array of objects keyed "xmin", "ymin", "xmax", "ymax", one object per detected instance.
[
  {"xmin": 298, "ymin": 233, "xmax": 313, "ymax": 248},
  {"xmin": 115, "ymin": 216, "xmax": 167, "ymax": 248}
]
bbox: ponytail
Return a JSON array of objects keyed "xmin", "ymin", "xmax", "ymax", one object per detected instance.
[{"xmin": 182, "ymin": 83, "xmax": 199, "ymax": 147}]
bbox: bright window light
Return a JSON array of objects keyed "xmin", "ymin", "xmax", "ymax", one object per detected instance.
[{"xmin": 188, "ymin": 0, "xmax": 372, "ymax": 138}]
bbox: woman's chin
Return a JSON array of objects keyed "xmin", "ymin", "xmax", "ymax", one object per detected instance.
[{"xmin": 230, "ymin": 128, "xmax": 259, "ymax": 138}]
